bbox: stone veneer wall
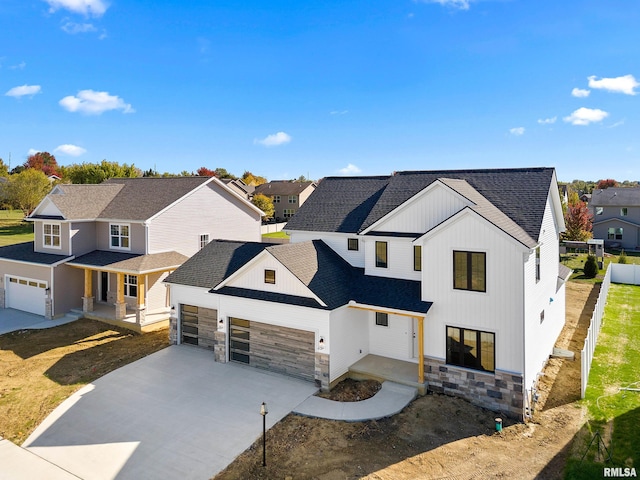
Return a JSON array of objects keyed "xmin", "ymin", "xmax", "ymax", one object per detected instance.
[
  {"xmin": 214, "ymin": 330, "xmax": 226, "ymax": 363},
  {"xmin": 0, "ymin": 288, "xmax": 5, "ymax": 308},
  {"xmin": 169, "ymin": 313, "xmax": 177, "ymax": 344},
  {"xmin": 315, "ymin": 352, "xmax": 330, "ymax": 391},
  {"xmin": 424, "ymin": 356, "xmax": 524, "ymax": 419}
]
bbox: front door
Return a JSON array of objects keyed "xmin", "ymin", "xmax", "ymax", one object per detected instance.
[{"xmin": 100, "ymin": 272, "xmax": 108, "ymax": 302}]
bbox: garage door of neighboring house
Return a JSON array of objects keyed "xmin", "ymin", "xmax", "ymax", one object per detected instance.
[
  {"xmin": 229, "ymin": 317, "xmax": 315, "ymax": 383},
  {"xmin": 6, "ymin": 276, "xmax": 47, "ymax": 316},
  {"xmin": 180, "ymin": 304, "xmax": 217, "ymax": 349}
]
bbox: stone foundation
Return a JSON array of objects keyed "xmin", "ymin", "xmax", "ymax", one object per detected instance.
[
  {"xmin": 424, "ymin": 357, "xmax": 524, "ymax": 419},
  {"xmin": 82, "ymin": 296, "xmax": 94, "ymax": 313},
  {"xmin": 214, "ymin": 330, "xmax": 227, "ymax": 363},
  {"xmin": 169, "ymin": 313, "xmax": 177, "ymax": 344},
  {"xmin": 315, "ymin": 352, "xmax": 330, "ymax": 391},
  {"xmin": 136, "ymin": 307, "xmax": 146, "ymax": 325},
  {"xmin": 0, "ymin": 288, "xmax": 5, "ymax": 308},
  {"xmin": 114, "ymin": 302, "xmax": 127, "ymax": 320},
  {"xmin": 45, "ymin": 298, "xmax": 53, "ymax": 320}
]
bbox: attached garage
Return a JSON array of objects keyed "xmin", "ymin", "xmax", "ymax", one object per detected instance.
[
  {"xmin": 5, "ymin": 275, "xmax": 48, "ymax": 316},
  {"xmin": 179, "ymin": 304, "xmax": 217, "ymax": 349},
  {"xmin": 229, "ymin": 317, "xmax": 315, "ymax": 382}
]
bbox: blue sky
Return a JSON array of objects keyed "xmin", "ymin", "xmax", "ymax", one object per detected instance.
[{"xmin": 1, "ymin": 0, "xmax": 639, "ymax": 182}]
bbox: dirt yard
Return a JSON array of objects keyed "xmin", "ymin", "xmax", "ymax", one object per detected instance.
[
  {"xmin": 215, "ymin": 281, "xmax": 598, "ymax": 480},
  {"xmin": 0, "ymin": 319, "xmax": 169, "ymax": 445}
]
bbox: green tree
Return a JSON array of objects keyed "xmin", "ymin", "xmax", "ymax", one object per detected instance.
[
  {"xmin": 251, "ymin": 193, "xmax": 275, "ymax": 219},
  {"xmin": 583, "ymin": 255, "xmax": 598, "ymax": 278},
  {"xmin": 618, "ymin": 250, "xmax": 628, "ymax": 264},
  {"xmin": 61, "ymin": 160, "xmax": 140, "ymax": 184},
  {"xmin": 6, "ymin": 169, "xmax": 51, "ymax": 215},
  {"xmin": 215, "ymin": 168, "xmax": 237, "ymax": 180},
  {"xmin": 0, "ymin": 158, "xmax": 9, "ymax": 177}
]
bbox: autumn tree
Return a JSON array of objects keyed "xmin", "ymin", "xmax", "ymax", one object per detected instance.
[
  {"xmin": 596, "ymin": 179, "xmax": 618, "ymax": 190},
  {"xmin": 563, "ymin": 196, "xmax": 593, "ymax": 241},
  {"xmin": 251, "ymin": 193, "xmax": 275, "ymax": 219},
  {"xmin": 242, "ymin": 171, "xmax": 267, "ymax": 186},
  {"xmin": 23, "ymin": 152, "xmax": 60, "ymax": 177},
  {"xmin": 61, "ymin": 160, "xmax": 140, "ymax": 184},
  {"xmin": 196, "ymin": 167, "xmax": 216, "ymax": 176},
  {"xmin": 6, "ymin": 169, "xmax": 52, "ymax": 215}
]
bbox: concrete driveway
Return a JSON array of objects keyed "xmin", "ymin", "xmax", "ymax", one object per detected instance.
[{"xmin": 22, "ymin": 345, "xmax": 317, "ymax": 480}]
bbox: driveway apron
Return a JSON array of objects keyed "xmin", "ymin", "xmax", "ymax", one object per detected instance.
[{"xmin": 22, "ymin": 345, "xmax": 317, "ymax": 480}]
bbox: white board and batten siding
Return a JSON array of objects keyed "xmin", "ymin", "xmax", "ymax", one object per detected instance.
[
  {"xmin": 328, "ymin": 306, "xmax": 369, "ymax": 380},
  {"xmin": 288, "ymin": 231, "xmax": 366, "ymax": 268},
  {"xmin": 224, "ymin": 254, "xmax": 319, "ymax": 300},
  {"xmin": 148, "ymin": 182, "xmax": 261, "ymax": 258},
  {"xmin": 522, "ymin": 193, "xmax": 565, "ymax": 391},
  {"xmin": 369, "ymin": 312, "xmax": 414, "ymax": 361},
  {"xmin": 363, "ymin": 236, "xmax": 420, "ymax": 281},
  {"xmin": 421, "ymin": 211, "xmax": 527, "ymax": 375}
]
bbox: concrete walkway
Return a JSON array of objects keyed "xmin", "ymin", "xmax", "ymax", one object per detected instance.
[
  {"xmin": 0, "ymin": 437, "xmax": 80, "ymax": 479},
  {"xmin": 0, "ymin": 308, "xmax": 80, "ymax": 335},
  {"xmin": 293, "ymin": 381, "xmax": 417, "ymax": 421}
]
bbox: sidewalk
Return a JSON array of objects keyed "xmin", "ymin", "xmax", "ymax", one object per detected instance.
[
  {"xmin": 0, "ymin": 309, "xmax": 80, "ymax": 336},
  {"xmin": 0, "ymin": 438, "xmax": 80, "ymax": 480},
  {"xmin": 293, "ymin": 381, "xmax": 417, "ymax": 421}
]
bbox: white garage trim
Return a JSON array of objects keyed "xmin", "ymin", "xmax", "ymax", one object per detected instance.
[{"xmin": 5, "ymin": 274, "xmax": 48, "ymax": 316}]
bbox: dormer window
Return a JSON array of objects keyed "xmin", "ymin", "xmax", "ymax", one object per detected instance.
[
  {"xmin": 43, "ymin": 223, "xmax": 61, "ymax": 249},
  {"xmin": 110, "ymin": 224, "xmax": 130, "ymax": 250}
]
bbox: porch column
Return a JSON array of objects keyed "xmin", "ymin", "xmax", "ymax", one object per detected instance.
[
  {"xmin": 136, "ymin": 275, "xmax": 146, "ymax": 325},
  {"xmin": 82, "ymin": 268, "xmax": 94, "ymax": 312},
  {"xmin": 115, "ymin": 272, "xmax": 126, "ymax": 320},
  {"xmin": 417, "ymin": 316, "xmax": 425, "ymax": 384}
]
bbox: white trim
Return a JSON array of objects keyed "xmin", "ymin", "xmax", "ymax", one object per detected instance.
[
  {"xmin": 109, "ymin": 223, "xmax": 131, "ymax": 251},
  {"xmin": 124, "ymin": 274, "xmax": 137, "ymax": 297},
  {"xmin": 360, "ymin": 179, "xmax": 473, "ymax": 235},
  {"xmin": 0, "ymin": 256, "xmax": 74, "ymax": 268},
  {"xmin": 199, "ymin": 233, "xmax": 210, "ymax": 250},
  {"xmin": 347, "ymin": 300, "xmax": 427, "ymax": 319},
  {"xmin": 42, "ymin": 222, "xmax": 62, "ymax": 250}
]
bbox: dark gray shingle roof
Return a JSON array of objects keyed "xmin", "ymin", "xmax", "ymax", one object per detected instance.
[
  {"xmin": 589, "ymin": 187, "xmax": 640, "ymax": 207},
  {"xmin": 287, "ymin": 168, "xmax": 555, "ymax": 240},
  {"xmin": 0, "ymin": 242, "xmax": 73, "ymax": 265}
]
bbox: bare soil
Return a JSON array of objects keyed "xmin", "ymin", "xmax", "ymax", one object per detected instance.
[
  {"xmin": 0, "ymin": 319, "xmax": 169, "ymax": 445},
  {"xmin": 215, "ymin": 281, "xmax": 597, "ymax": 480}
]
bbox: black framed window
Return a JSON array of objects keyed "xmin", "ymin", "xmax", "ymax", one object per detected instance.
[
  {"xmin": 446, "ymin": 326, "xmax": 495, "ymax": 372},
  {"xmin": 535, "ymin": 247, "xmax": 541, "ymax": 283},
  {"xmin": 453, "ymin": 250, "xmax": 486, "ymax": 292},
  {"xmin": 375, "ymin": 241, "xmax": 388, "ymax": 268},
  {"xmin": 348, "ymin": 238, "xmax": 359, "ymax": 251},
  {"xmin": 264, "ymin": 269, "xmax": 276, "ymax": 284},
  {"xmin": 375, "ymin": 312, "xmax": 389, "ymax": 327},
  {"xmin": 414, "ymin": 245, "xmax": 422, "ymax": 271}
]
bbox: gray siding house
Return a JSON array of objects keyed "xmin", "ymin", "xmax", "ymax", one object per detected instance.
[
  {"xmin": 0, "ymin": 177, "xmax": 262, "ymax": 329},
  {"xmin": 590, "ymin": 187, "xmax": 640, "ymax": 251},
  {"xmin": 252, "ymin": 180, "xmax": 316, "ymax": 221}
]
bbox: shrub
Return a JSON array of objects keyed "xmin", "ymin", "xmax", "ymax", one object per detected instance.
[
  {"xmin": 583, "ymin": 255, "xmax": 599, "ymax": 278},
  {"xmin": 618, "ymin": 250, "xmax": 628, "ymax": 264}
]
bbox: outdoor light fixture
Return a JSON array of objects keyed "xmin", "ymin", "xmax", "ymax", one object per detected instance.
[
  {"xmin": 260, "ymin": 402, "xmax": 268, "ymax": 467},
  {"xmin": 318, "ymin": 337, "xmax": 325, "ymax": 350}
]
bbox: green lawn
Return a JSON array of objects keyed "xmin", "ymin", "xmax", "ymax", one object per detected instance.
[
  {"xmin": 561, "ymin": 252, "xmax": 640, "ymax": 284},
  {"xmin": 0, "ymin": 210, "xmax": 33, "ymax": 246},
  {"xmin": 565, "ymin": 283, "xmax": 640, "ymax": 478},
  {"xmin": 262, "ymin": 230, "xmax": 290, "ymax": 239}
]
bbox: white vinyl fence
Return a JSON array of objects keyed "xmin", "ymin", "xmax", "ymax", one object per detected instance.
[{"xmin": 580, "ymin": 263, "xmax": 640, "ymax": 398}]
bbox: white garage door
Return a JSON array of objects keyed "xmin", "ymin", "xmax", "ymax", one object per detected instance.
[{"xmin": 6, "ymin": 276, "xmax": 47, "ymax": 316}]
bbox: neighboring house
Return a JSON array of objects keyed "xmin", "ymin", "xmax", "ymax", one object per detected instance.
[
  {"xmin": 0, "ymin": 177, "xmax": 262, "ymax": 328},
  {"xmin": 590, "ymin": 187, "xmax": 640, "ymax": 250},
  {"xmin": 252, "ymin": 181, "xmax": 316, "ymax": 221},
  {"xmin": 165, "ymin": 167, "xmax": 568, "ymax": 419},
  {"xmin": 222, "ymin": 178, "xmax": 255, "ymax": 200}
]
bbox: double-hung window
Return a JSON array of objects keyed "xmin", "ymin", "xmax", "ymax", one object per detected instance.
[
  {"xmin": 124, "ymin": 275, "xmax": 137, "ymax": 297},
  {"xmin": 608, "ymin": 227, "xmax": 623, "ymax": 240},
  {"xmin": 43, "ymin": 223, "xmax": 61, "ymax": 248},
  {"xmin": 110, "ymin": 224, "xmax": 130, "ymax": 249},
  {"xmin": 453, "ymin": 250, "xmax": 486, "ymax": 292},
  {"xmin": 375, "ymin": 241, "xmax": 388, "ymax": 268},
  {"xmin": 273, "ymin": 195, "xmax": 280, "ymax": 203},
  {"xmin": 288, "ymin": 195, "xmax": 297, "ymax": 204},
  {"xmin": 283, "ymin": 209, "xmax": 295, "ymax": 218},
  {"xmin": 446, "ymin": 326, "xmax": 495, "ymax": 372},
  {"xmin": 200, "ymin": 234, "xmax": 209, "ymax": 250}
]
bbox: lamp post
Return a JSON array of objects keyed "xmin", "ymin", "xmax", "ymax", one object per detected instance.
[{"xmin": 260, "ymin": 401, "xmax": 268, "ymax": 467}]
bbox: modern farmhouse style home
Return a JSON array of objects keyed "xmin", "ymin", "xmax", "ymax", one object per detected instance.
[
  {"xmin": 0, "ymin": 177, "xmax": 262, "ymax": 330},
  {"xmin": 165, "ymin": 167, "xmax": 569, "ymax": 419}
]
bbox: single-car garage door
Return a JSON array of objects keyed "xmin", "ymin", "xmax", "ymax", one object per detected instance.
[
  {"xmin": 6, "ymin": 276, "xmax": 47, "ymax": 316},
  {"xmin": 229, "ymin": 317, "xmax": 315, "ymax": 383},
  {"xmin": 180, "ymin": 304, "xmax": 217, "ymax": 349}
]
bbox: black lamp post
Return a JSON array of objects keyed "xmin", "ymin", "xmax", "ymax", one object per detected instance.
[{"xmin": 260, "ymin": 401, "xmax": 268, "ymax": 467}]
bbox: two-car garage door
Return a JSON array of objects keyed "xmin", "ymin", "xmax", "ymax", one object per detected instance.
[{"xmin": 5, "ymin": 276, "xmax": 47, "ymax": 316}]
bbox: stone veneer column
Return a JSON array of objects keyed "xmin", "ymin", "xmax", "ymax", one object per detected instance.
[
  {"xmin": 82, "ymin": 296, "xmax": 94, "ymax": 313},
  {"xmin": 214, "ymin": 330, "xmax": 227, "ymax": 363},
  {"xmin": 135, "ymin": 306, "xmax": 146, "ymax": 326},
  {"xmin": 0, "ymin": 288, "xmax": 5, "ymax": 308},
  {"xmin": 169, "ymin": 311, "xmax": 177, "ymax": 344},
  {"xmin": 45, "ymin": 298, "xmax": 53, "ymax": 320},
  {"xmin": 315, "ymin": 352, "xmax": 330, "ymax": 392},
  {"xmin": 114, "ymin": 302, "xmax": 127, "ymax": 320}
]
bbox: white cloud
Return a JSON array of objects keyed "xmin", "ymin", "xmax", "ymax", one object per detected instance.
[
  {"xmin": 537, "ymin": 117, "xmax": 557, "ymax": 125},
  {"xmin": 330, "ymin": 110, "xmax": 349, "ymax": 115},
  {"xmin": 571, "ymin": 88, "xmax": 590, "ymax": 98},
  {"xmin": 28, "ymin": 149, "xmax": 41, "ymax": 156},
  {"xmin": 254, "ymin": 132, "xmax": 292, "ymax": 147},
  {"xmin": 62, "ymin": 21, "xmax": 97, "ymax": 34},
  {"xmin": 54, "ymin": 144, "xmax": 87, "ymax": 156},
  {"xmin": 9, "ymin": 61, "xmax": 26, "ymax": 70},
  {"xmin": 44, "ymin": 0, "xmax": 108, "ymax": 17},
  {"xmin": 588, "ymin": 74, "xmax": 639, "ymax": 95},
  {"xmin": 417, "ymin": 0, "xmax": 471, "ymax": 10},
  {"xmin": 509, "ymin": 127, "xmax": 525, "ymax": 136},
  {"xmin": 608, "ymin": 120, "xmax": 625, "ymax": 129},
  {"xmin": 5, "ymin": 85, "xmax": 42, "ymax": 98},
  {"xmin": 563, "ymin": 107, "xmax": 609, "ymax": 126},
  {"xmin": 59, "ymin": 90, "xmax": 135, "ymax": 115},
  {"xmin": 338, "ymin": 164, "xmax": 362, "ymax": 175}
]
